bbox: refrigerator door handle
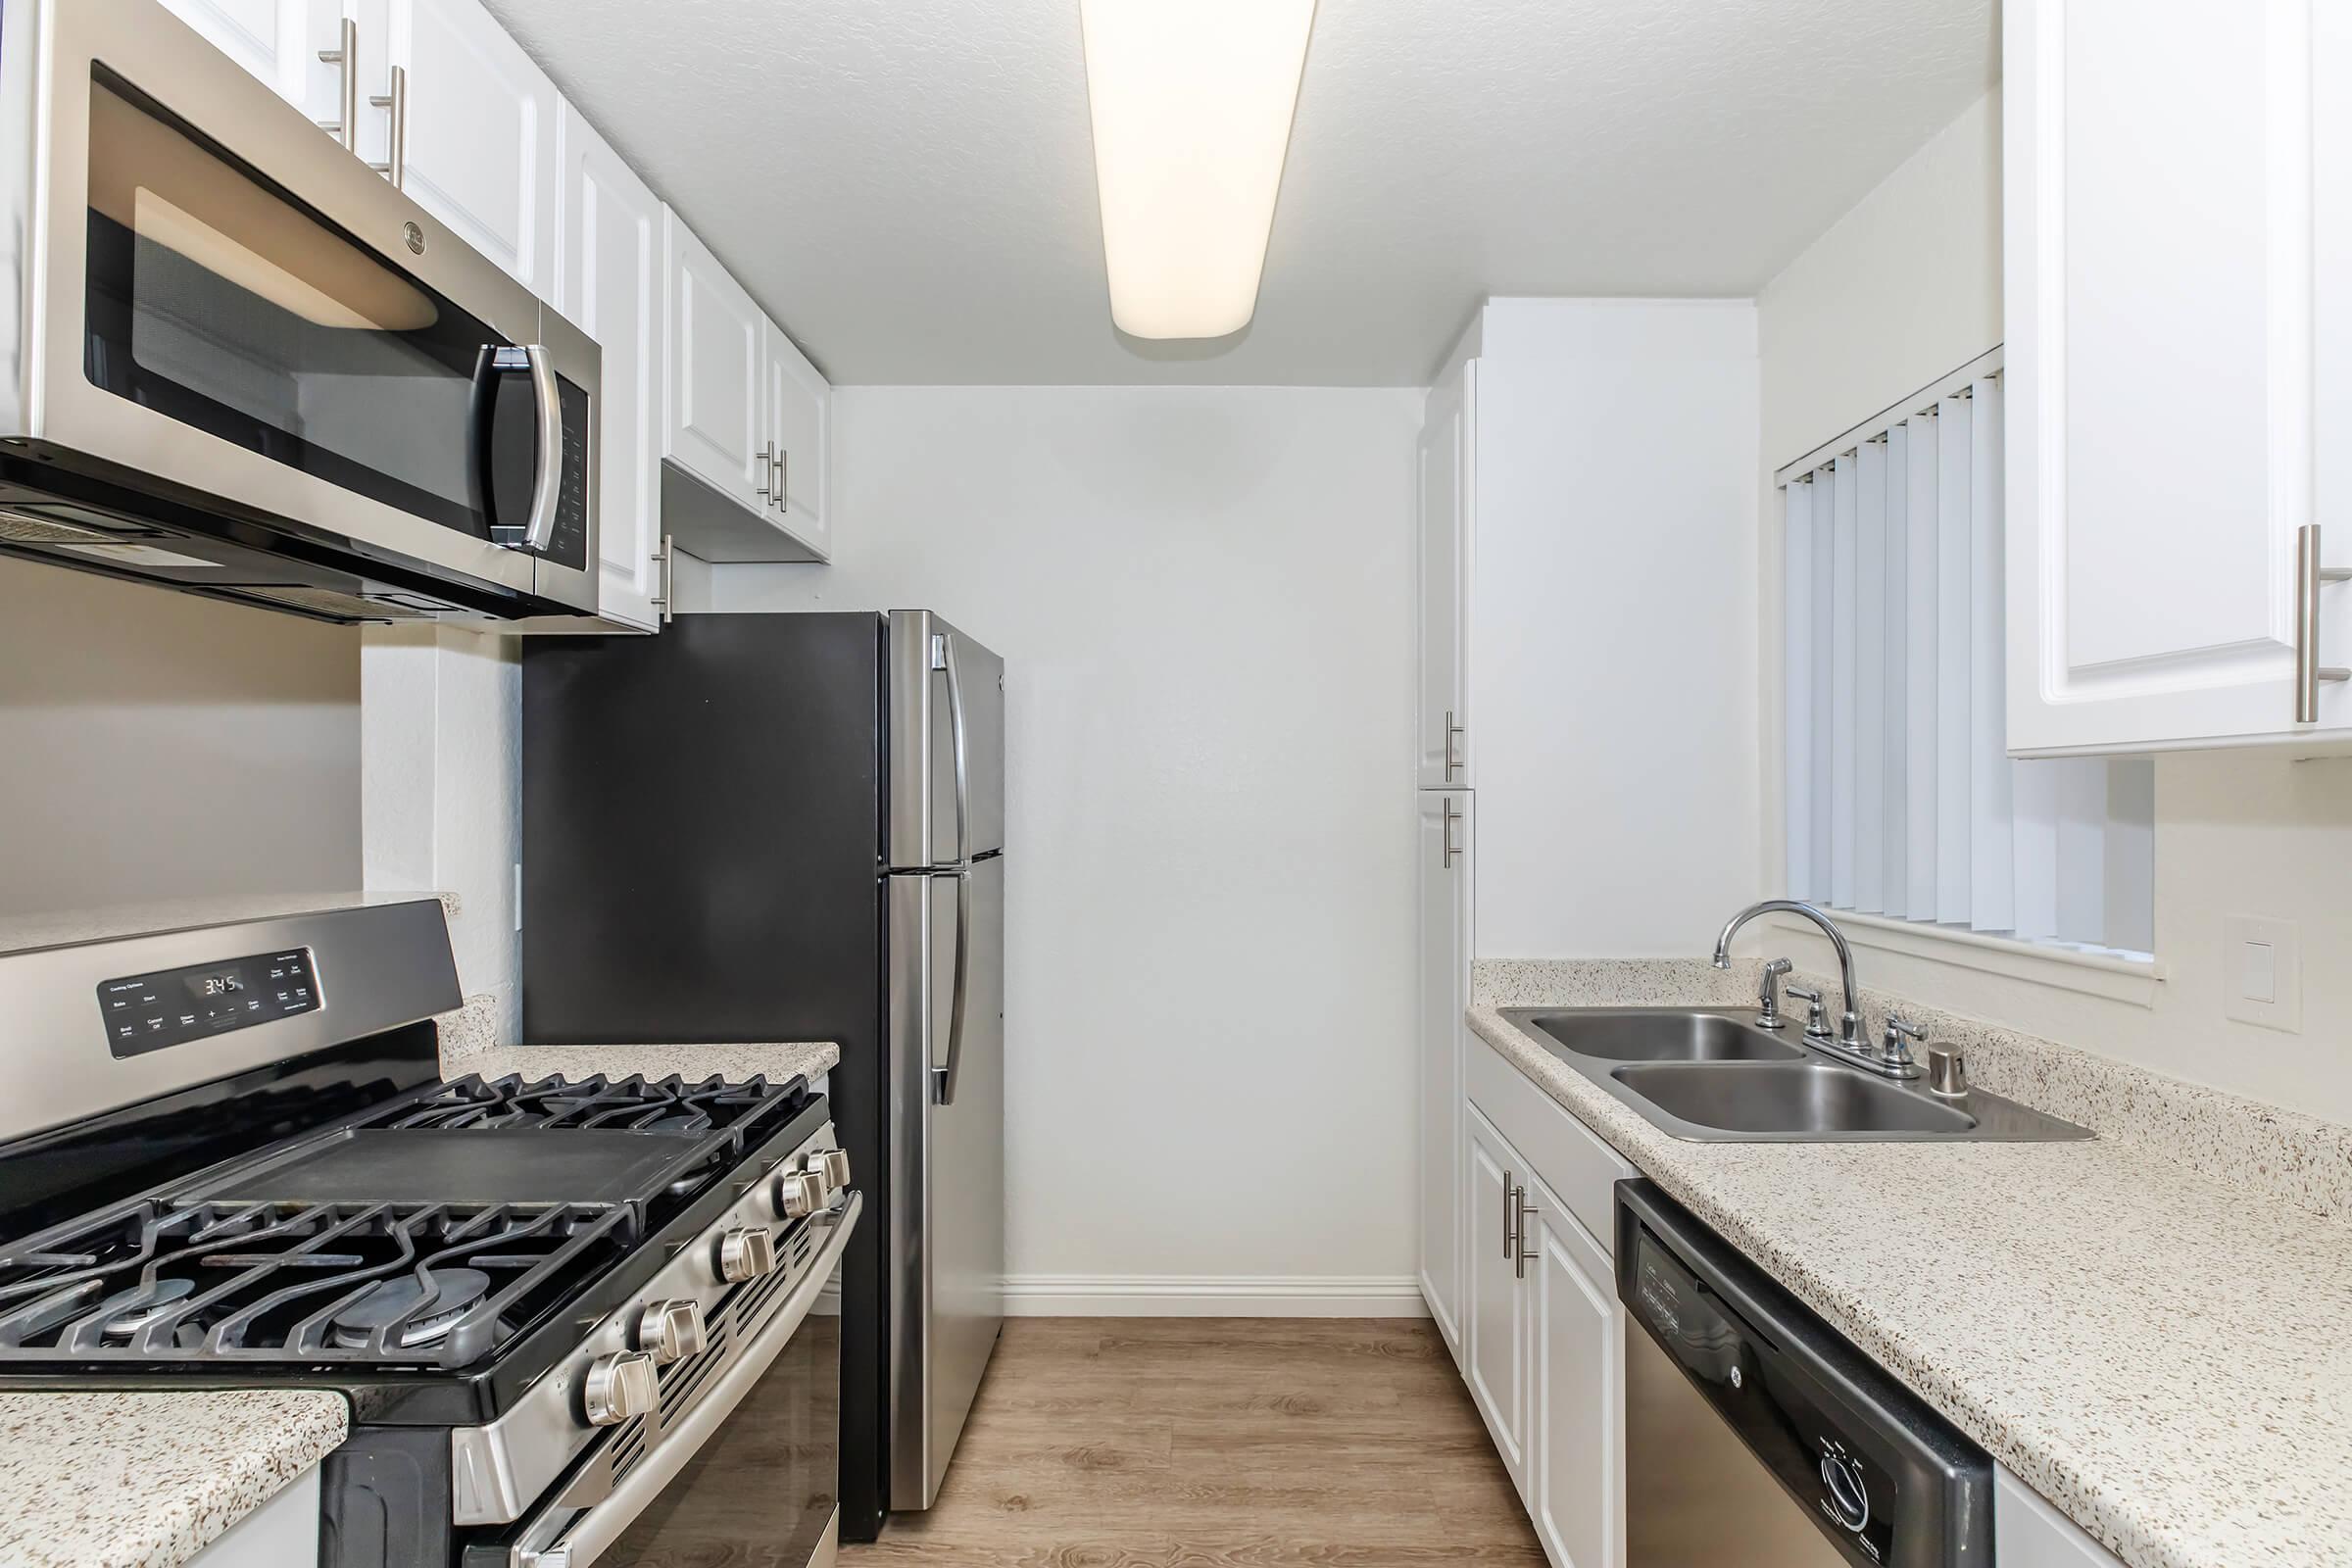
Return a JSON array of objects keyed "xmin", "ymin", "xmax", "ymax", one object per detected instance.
[
  {"xmin": 934, "ymin": 630, "xmax": 971, "ymax": 866},
  {"xmin": 934, "ymin": 866, "xmax": 971, "ymax": 1105}
]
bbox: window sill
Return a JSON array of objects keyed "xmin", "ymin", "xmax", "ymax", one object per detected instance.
[{"xmin": 1765, "ymin": 908, "xmax": 2165, "ymax": 1007}]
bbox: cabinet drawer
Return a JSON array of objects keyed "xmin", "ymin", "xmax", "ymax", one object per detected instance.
[{"xmin": 1469, "ymin": 1030, "xmax": 1634, "ymax": 1254}]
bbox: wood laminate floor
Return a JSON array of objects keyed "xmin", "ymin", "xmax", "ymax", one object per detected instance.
[{"xmin": 840, "ymin": 1317, "xmax": 1544, "ymax": 1567}]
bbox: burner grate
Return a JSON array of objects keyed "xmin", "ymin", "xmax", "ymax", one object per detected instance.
[
  {"xmin": 0, "ymin": 1199, "xmax": 636, "ymax": 1367},
  {"xmin": 379, "ymin": 1071, "xmax": 798, "ymax": 1137}
]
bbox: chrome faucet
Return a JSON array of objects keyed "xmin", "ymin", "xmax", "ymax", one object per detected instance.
[{"xmin": 1712, "ymin": 901, "xmax": 1868, "ymax": 1056}]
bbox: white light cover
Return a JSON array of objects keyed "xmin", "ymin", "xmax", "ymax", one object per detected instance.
[{"xmin": 1079, "ymin": 0, "xmax": 1317, "ymax": 340}]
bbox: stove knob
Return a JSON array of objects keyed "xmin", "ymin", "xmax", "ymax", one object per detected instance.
[
  {"xmin": 816, "ymin": 1147, "xmax": 853, "ymax": 1190},
  {"xmin": 774, "ymin": 1169, "xmax": 827, "ymax": 1219},
  {"xmin": 582, "ymin": 1350, "xmax": 657, "ymax": 1427},
  {"xmin": 715, "ymin": 1225, "xmax": 778, "ymax": 1283},
  {"xmin": 637, "ymin": 1299, "xmax": 707, "ymax": 1365}
]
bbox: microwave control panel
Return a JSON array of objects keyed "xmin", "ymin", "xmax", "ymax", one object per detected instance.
[{"xmin": 99, "ymin": 949, "xmax": 319, "ymax": 1058}]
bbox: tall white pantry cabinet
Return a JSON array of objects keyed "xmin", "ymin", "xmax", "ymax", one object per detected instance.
[
  {"xmin": 2005, "ymin": 0, "xmax": 2352, "ymax": 754},
  {"xmin": 1413, "ymin": 299, "xmax": 1759, "ymax": 1568}
]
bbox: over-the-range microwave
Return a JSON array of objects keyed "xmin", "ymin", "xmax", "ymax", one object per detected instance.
[{"xmin": 0, "ymin": 0, "xmax": 600, "ymax": 624}]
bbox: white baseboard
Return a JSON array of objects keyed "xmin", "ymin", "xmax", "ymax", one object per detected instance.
[{"xmin": 1001, "ymin": 1274, "xmax": 1431, "ymax": 1317}]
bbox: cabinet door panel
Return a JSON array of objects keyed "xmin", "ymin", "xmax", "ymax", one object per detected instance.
[
  {"xmin": 557, "ymin": 107, "xmax": 662, "ymax": 630},
  {"xmin": 2007, "ymin": 0, "xmax": 2351, "ymax": 751},
  {"xmin": 765, "ymin": 318, "xmax": 831, "ymax": 559},
  {"xmin": 392, "ymin": 0, "xmax": 560, "ymax": 298},
  {"xmin": 1416, "ymin": 364, "xmax": 1474, "ymax": 787},
  {"xmin": 1529, "ymin": 1181, "xmax": 1623, "ymax": 1568},
  {"xmin": 1465, "ymin": 1106, "xmax": 1529, "ymax": 1490},
  {"xmin": 161, "ymin": 0, "xmax": 310, "ymax": 103},
  {"xmin": 664, "ymin": 213, "xmax": 764, "ymax": 511},
  {"xmin": 1416, "ymin": 792, "xmax": 1471, "ymax": 1359}
]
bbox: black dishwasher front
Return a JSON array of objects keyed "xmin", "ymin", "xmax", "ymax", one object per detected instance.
[{"xmin": 1615, "ymin": 1180, "xmax": 1992, "ymax": 1568}]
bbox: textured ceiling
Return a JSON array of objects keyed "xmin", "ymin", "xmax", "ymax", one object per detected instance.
[{"xmin": 483, "ymin": 0, "xmax": 1997, "ymax": 385}]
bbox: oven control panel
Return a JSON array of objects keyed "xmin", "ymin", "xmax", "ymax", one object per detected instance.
[{"xmin": 99, "ymin": 949, "xmax": 319, "ymax": 1057}]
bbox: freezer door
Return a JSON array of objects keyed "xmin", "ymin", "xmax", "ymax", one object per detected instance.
[
  {"xmin": 888, "ymin": 611, "xmax": 1006, "ymax": 868},
  {"xmin": 886, "ymin": 857, "xmax": 1005, "ymax": 1510}
]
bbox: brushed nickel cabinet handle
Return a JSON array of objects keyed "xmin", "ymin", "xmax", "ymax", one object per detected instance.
[
  {"xmin": 755, "ymin": 442, "xmax": 777, "ymax": 499},
  {"xmin": 317, "ymin": 17, "xmax": 359, "ymax": 151},
  {"xmin": 1443, "ymin": 709, "xmax": 1465, "ymax": 780},
  {"xmin": 367, "ymin": 65, "xmax": 408, "ymax": 187},
  {"xmin": 1514, "ymin": 1189, "xmax": 1538, "ymax": 1279},
  {"xmin": 1442, "ymin": 797, "xmax": 1462, "ymax": 868},
  {"xmin": 2295, "ymin": 524, "xmax": 2351, "ymax": 723},
  {"xmin": 650, "ymin": 533, "xmax": 674, "ymax": 625},
  {"xmin": 1501, "ymin": 1172, "xmax": 1517, "ymax": 1261},
  {"xmin": 773, "ymin": 447, "xmax": 787, "ymax": 511}
]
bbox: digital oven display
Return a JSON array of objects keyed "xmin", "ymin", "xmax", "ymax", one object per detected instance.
[{"xmin": 98, "ymin": 949, "xmax": 319, "ymax": 1057}]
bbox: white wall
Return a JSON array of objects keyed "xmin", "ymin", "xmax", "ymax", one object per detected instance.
[
  {"xmin": 1753, "ymin": 87, "xmax": 2352, "ymax": 1125},
  {"xmin": 1469, "ymin": 299, "xmax": 1763, "ymax": 956},
  {"xmin": 714, "ymin": 385, "xmax": 1424, "ymax": 1305},
  {"xmin": 361, "ymin": 629, "xmax": 521, "ymax": 1033},
  {"xmin": 0, "ymin": 559, "xmax": 360, "ymax": 913}
]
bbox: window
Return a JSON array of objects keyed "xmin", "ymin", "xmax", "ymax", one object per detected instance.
[{"xmin": 1779, "ymin": 350, "xmax": 2154, "ymax": 957}]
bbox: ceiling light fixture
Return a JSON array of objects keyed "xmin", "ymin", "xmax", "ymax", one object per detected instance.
[{"xmin": 1077, "ymin": 0, "xmax": 1317, "ymax": 341}]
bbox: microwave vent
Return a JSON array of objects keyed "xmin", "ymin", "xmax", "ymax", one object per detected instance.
[
  {"xmin": 228, "ymin": 584, "xmax": 452, "ymax": 621},
  {"xmin": 0, "ymin": 511, "xmax": 129, "ymax": 546}
]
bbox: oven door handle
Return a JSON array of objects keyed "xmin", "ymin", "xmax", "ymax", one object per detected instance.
[
  {"xmin": 510, "ymin": 1193, "xmax": 860, "ymax": 1568},
  {"xmin": 518, "ymin": 344, "xmax": 564, "ymax": 555}
]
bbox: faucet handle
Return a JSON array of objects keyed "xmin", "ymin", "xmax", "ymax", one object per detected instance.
[
  {"xmin": 1785, "ymin": 985, "xmax": 1830, "ymax": 1042},
  {"xmin": 1882, "ymin": 1015, "xmax": 1926, "ymax": 1069}
]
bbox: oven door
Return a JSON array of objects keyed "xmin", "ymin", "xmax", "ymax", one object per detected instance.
[
  {"xmin": 21, "ymin": 0, "xmax": 598, "ymax": 615},
  {"xmin": 470, "ymin": 1193, "xmax": 858, "ymax": 1568}
]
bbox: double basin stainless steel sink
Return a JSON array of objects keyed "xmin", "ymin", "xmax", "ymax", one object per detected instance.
[{"xmin": 1499, "ymin": 1006, "xmax": 2093, "ymax": 1142}]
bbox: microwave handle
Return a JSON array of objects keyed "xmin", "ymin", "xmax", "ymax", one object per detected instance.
[{"xmin": 520, "ymin": 344, "xmax": 563, "ymax": 554}]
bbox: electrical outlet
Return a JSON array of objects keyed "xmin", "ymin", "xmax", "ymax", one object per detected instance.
[{"xmin": 2222, "ymin": 914, "xmax": 2300, "ymax": 1033}]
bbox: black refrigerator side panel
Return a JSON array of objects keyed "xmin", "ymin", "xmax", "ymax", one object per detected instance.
[{"xmin": 519, "ymin": 610, "xmax": 895, "ymax": 1541}]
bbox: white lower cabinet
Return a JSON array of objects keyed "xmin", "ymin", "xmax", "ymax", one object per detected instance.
[
  {"xmin": 1465, "ymin": 1105, "xmax": 1531, "ymax": 1488},
  {"xmin": 1995, "ymin": 1465, "xmax": 2128, "ymax": 1568},
  {"xmin": 188, "ymin": 1464, "xmax": 319, "ymax": 1566},
  {"xmin": 1459, "ymin": 1037, "xmax": 1637, "ymax": 1567},
  {"xmin": 1462, "ymin": 1093, "xmax": 1628, "ymax": 1568},
  {"xmin": 1528, "ymin": 1170, "xmax": 1624, "ymax": 1568}
]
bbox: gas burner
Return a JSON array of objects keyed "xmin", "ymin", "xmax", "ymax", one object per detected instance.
[
  {"xmin": 93, "ymin": 1278, "xmax": 195, "ymax": 1340},
  {"xmin": 329, "ymin": 1267, "xmax": 491, "ymax": 1350}
]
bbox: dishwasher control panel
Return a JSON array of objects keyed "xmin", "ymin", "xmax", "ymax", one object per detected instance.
[{"xmin": 1617, "ymin": 1180, "xmax": 1990, "ymax": 1568}]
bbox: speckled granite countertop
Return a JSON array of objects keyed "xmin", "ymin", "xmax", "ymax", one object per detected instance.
[
  {"xmin": 432, "ymin": 993, "xmax": 838, "ymax": 1085},
  {"xmin": 0, "ymin": 1391, "xmax": 345, "ymax": 1568},
  {"xmin": 1470, "ymin": 961, "xmax": 2352, "ymax": 1568}
]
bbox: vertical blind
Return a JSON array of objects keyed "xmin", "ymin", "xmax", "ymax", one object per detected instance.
[{"xmin": 1781, "ymin": 353, "xmax": 2155, "ymax": 956}]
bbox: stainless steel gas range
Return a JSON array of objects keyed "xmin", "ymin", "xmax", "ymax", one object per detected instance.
[{"xmin": 0, "ymin": 896, "xmax": 857, "ymax": 1568}]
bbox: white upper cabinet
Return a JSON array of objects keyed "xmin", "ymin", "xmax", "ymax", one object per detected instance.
[
  {"xmin": 158, "ymin": 0, "xmax": 312, "ymax": 102},
  {"xmin": 663, "ymin": 209, "xmax": 765, "ymax": 513},
  {"xmin": 556, "ymin": 106, "xmax": 664, "ymax": 631},
  {"xmin": 1417, "ymin": 363, "xmax": 1475, "ymax": 789},
  {"xmin": 385, "ymin": 0, "xmax": 562, "ymax": 299},
  {"xmin": 2007, "ymin": 0, "xmax": 2352, "ymax": 753},
  {"xmin": 766, "ymin": 318, "xmax": 832, "ymax": 560},
  {"xmin": 661, "ymin": 209, "xmax": 832, "ymax": 564}
]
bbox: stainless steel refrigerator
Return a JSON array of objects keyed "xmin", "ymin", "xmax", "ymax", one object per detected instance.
[{"xmin": 519, "ymin": 610, "xmax": 1004, "ymax": 1539}]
